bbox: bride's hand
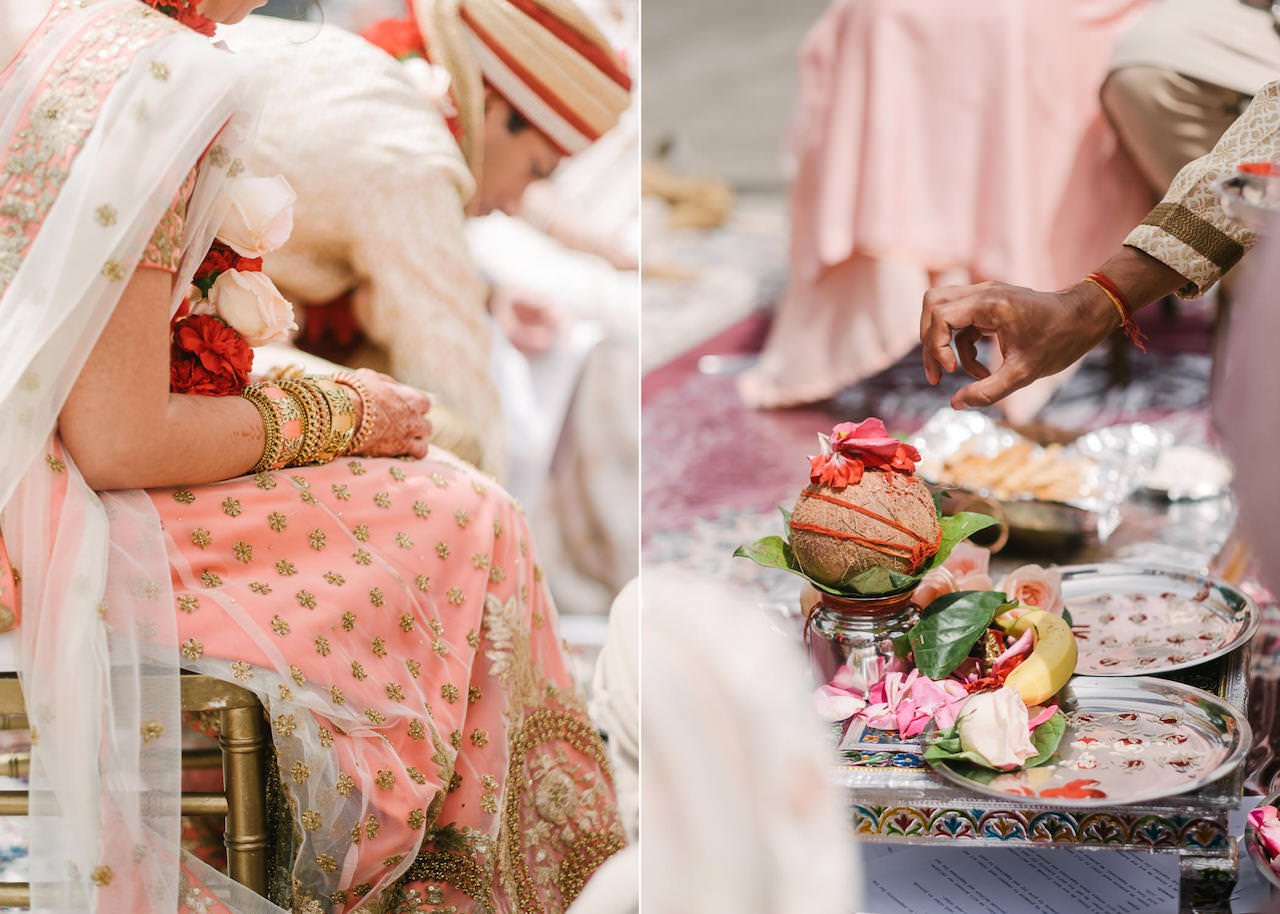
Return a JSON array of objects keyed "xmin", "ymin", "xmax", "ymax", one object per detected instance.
[{"xmin": 341, "ymin": 369, "xmax": 433, "ymax": 460}]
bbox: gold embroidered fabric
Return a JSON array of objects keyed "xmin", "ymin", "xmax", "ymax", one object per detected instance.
[
  {"xmin": 140, "ymin": 166, "xmax": 197, "ymax": 272},
  {"xmin": 0, "ymin": 0, "xmax": 175, "ymax": 294},
  {"xmin": 1124, "ymin": 80, "xmax": 1280, "ymax": 296}
]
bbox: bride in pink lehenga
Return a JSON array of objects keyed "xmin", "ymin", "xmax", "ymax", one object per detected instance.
[{"xmin": 0, "ymin": 2, "xmax": 623, "ymax": 912}]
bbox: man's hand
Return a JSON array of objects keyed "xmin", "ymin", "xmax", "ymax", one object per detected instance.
[
  {"xmin": 920, "ymin": 280, "xmax": 1120, "ymax": 409},
  {"xmin": 491, "ymin": 285, "xmax": 569, "ymax": 355}
]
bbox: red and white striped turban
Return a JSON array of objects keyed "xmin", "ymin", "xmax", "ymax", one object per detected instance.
[{"xmin": 364, "ymin": 0, "xmax": 631, "ymax": 177}]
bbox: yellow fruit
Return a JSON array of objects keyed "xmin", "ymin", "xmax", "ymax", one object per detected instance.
[{"xmin": 1000, "ymin": 610, "xmax": 1077, "ymax": 706}]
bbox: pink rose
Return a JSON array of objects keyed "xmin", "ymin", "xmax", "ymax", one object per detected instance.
[
  {"xmin": 209, "ymin": 270, "xmax": 298, "ymax": 346},
  {"xmin": 217, "ymin": 174, "xmax": 297, "ymax": 257},
  {"xmin": 1001, "ymin": 565, "xmax": 1065, "ymax": 616},
  {"xmin": 956, "ymin": 687, "xmax": 1040, "ymax": 770},
  {"xmin": 912, "ymin": 567, "xmax": 957, "ymax": 609},
  {"xmin": 912, "ymin": 565, "xmax": 993, "ymax": 609},
  {"xmin": 1251, "ymin": 806, "xmax": 1280, "ymax": 868},
  {"xmin": 944, "ymin": 541, "xmax": 991, "ymax": 579}
]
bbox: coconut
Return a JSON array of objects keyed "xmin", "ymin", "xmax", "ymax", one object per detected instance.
[{"xmin": 790, "ymin": 469, "xmax": 940, "ymax": 588}]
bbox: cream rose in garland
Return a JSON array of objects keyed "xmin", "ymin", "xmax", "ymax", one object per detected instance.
[
  {"xmin": 172, "ymin": 173, "xmax": 298, "ymax": 395},
  {"xmin": 207, "ymin": 268, "xmax": 296, "ymax": 346},
  {"xmin": 216, "ymin": 173, "xmax": 297, "ymax": 258}
]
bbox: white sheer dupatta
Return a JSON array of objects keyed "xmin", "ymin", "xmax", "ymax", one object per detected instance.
[{"xmin": 0, "ymin": 3, "xmax": 279, "ymax": 910}]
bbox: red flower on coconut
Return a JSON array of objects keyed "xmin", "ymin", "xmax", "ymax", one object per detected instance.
[
  {"xmin": 809, "ymin": 418, "xmax": 920, "ymax": 486},
  {"xmin": 170, "ymin": 313, "xmax": 252, "ymax": 395}
]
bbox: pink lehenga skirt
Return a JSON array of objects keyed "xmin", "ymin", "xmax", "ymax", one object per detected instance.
[{"xmin": 152, "ymin": 447, "xmax": 622, "ymax": 913}]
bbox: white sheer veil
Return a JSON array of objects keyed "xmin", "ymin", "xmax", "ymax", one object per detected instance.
[{"xmin": 0, "ymin": 2, "xmax": 281, "ymax": 910}]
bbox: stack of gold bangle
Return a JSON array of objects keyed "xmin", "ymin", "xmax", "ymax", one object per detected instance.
[
  {"xmin": 312, "ymin": 377, "xmax": 359, "ymax": 462},
  {"xmin": 335, "ymin": 371, "xmax": 377, "ymax": 456},
  {"xmin": 241, "ymin": 384, "xmax": 286, "ymax": 474},
  {"xmin": 241, "ymin": 375, "xmax": 364, "ymax": 472}
]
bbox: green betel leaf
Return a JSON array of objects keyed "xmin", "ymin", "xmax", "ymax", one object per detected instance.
[
  {"xmin": 922, "ymin": 512, "xmax": 1001, "ymax": 574},
  {"xmin": 732, "ymin": 537, "xmax": 844, "ymax": 595},
  {"xmin": 1025, "ymin": 710, "xmax": 1068, "ymax": 769},
  {"xmin": 732, "ymin": 536, "xmax": 796, "ymax": 574},
  {"xmin": 845, "ymin": 566, "xmax": 915, "ymax": 595},
  {"xmin": 908, "ymin": 590, "xmax": 1014, "ymax": 679}
]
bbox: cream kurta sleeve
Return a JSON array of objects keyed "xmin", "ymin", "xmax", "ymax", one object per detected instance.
[
  {"xmin": 346, "ymin": 158, "xmax": 502, "ymax": 477},
  {"xmin": 223, "ymin": 16, "xmax": 502, "ymax": 475},
  {"xmin": 1125, "ymin": 80, "xmax": 1280, "ymax": 296}
]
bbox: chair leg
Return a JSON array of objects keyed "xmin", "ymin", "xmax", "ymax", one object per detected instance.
[{"xmin": 220, "ymin": 704, "xmax": 269, "ymax": 896}]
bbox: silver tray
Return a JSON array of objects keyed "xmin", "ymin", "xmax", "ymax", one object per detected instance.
[
  {"xmin": 911, "ymin": 410, "xmax": 1166, "ymax": 547},
  {"xmin": 926, "ymin": 676, "xmax": 1251, "ymax": 809},
  {"xmin": 1062, "ymin": 563, "xmax": 1259, "ymax": 676}
]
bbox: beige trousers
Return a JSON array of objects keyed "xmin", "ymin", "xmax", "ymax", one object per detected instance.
[{"xmin": 1100, "ymin": 66, "xmax": 1252, "ymax": 197}]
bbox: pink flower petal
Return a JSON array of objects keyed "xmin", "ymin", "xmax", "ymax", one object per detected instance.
[
  {"xmin": 1026, "ymin": 704, "xmax": 1059, "ymax": 730},
  {"xmin": 932, "ymin": 698, "xmax": 966, "ymax": 732},
  {"xmin": 994, "ymin": 628, "xmax": 1035, "ymax": 669},
  {"xmin": 831, "ymin": 664, "xmax": 862, "ymax": 693},
  {"xmin": 813, "ymin": 685, "xmax": 865, "ymax": 722}
]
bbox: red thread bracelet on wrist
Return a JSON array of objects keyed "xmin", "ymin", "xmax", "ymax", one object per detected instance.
[{"xmin": 1085, "ymin": 270, "xmax": 1149, "ymax": 352}]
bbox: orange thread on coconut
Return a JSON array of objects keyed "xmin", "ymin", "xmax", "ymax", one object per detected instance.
[{"xmin": 792, "ymin": 489, "xmax": 942, "ymax": 570}]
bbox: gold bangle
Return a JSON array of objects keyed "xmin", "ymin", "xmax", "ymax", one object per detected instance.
[
  {"xmin": 274, "ymin": 385, "xmax": 308, "ymax": 466},
  {"xmin": 276, "ymin": 378, "xmax": 332, "ymax": 466},
  {"xmin": 310, "ymin": 377, "xmax": 358, "ymax": 462},
  {"xmin": 335, "ymin": 371, "xmax": 377, "ymax": 456},
  {"xmin": 241, "ymin": 383, "xmax": 285, "ymax": 473}
]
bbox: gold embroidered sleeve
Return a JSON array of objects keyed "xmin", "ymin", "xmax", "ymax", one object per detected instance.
[
  {"xmin": 1124, "ymin": 80, "xmax": 1280, "ymax": 298},
  {"xmin": 138, "ymin": 166, "xmax": 198, "ymax": 273}
]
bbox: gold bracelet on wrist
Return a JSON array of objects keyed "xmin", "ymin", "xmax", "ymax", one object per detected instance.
[
  {"xmin": 310, "ymin": 377, "xmax": 359, "ymax": 462},
  {"xmin": 277, "ymin": 378, "xmax": 332, "ymax": 466},
  {"xmin": 274, "ymin": 385, "xmax": 308, "ymax": 466},
  {"xmin": 334, "ymin": 371, "xmax": 377, "ymax": 456},
  {"xmin": 241, "ymin": 383, "xmax": 286, "ymax": 473}
]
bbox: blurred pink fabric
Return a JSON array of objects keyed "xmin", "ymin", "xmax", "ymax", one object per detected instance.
[
  {"xmin": 740, "ymin": 0, "xmax": 1153, "ymax": 418},
  {"xmin": 1217, "ymin": 215, "xmax": 1280, "ymax": 595}
]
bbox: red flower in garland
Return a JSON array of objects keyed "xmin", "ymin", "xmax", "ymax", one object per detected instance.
[
  {"xmin": 194, "ymin": 242, "xmax": 240, "ymax": 280},
  {"xmin": 170, "ymin": 313, "xmax": 252, "ymax": 395},
  {"xmin": 142, "ymin": 0, "xmax": 216, "ymax": 37},
  {"xmin": 193, "ymin": 240, "xmax": 262, "ymax": 294}
]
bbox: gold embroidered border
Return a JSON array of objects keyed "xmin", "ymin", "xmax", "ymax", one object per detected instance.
[
  {"xmin": 502, "ymin": 708, "xmax": 620, "ymax": 913},
  {"xmin": 557, "ymin": 830, "xmax": 626, "ymax": 906},
  {"xmin": 400, "ymin": 849, "xmax": 495, "ymax": 913},
  {"xmin": 1141, "ymin": 202, "xmax": 1244, "ymax": 274}
]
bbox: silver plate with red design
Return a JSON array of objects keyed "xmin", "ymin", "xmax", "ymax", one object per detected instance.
[
  {"xmin": 926, "ymin": 677, "xmax": 1250, "ymax": 808},
  {"xmin": 1061, "ymin": 564, "xmax": 1258, "ymax": 676}
]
